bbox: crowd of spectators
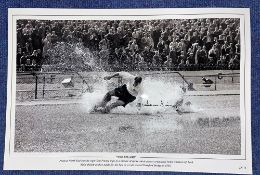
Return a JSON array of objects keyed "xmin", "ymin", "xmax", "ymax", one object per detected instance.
[{"xmin": 16, "ymin": 18, "xmax": 241, "ymax": 72}]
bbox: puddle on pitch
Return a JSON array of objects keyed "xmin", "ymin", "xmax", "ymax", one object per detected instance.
[{"xmin": 142, "ymin": 116, "xmax": 183, "ymax": 133}]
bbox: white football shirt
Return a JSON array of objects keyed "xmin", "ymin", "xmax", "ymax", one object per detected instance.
[{"xmin": 118, "ymin": 72, "xmax": 143, "ymax": 97}]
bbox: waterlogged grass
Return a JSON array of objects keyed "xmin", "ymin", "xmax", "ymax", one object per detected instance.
[{"xmin": 14, "ymin": 95, "xmax": 240, "ymax": 154}]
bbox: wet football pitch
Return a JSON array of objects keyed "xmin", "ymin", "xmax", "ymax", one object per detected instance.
[{"xmin": 14, "ymin": 95, "xmax": 240, "ymax": 155}]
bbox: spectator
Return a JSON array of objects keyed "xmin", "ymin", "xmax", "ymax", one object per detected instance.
[
  {"xmin": 221, "ymin": 41, "xmax": 230, "ymax": 56},
  {"xmin": 114, "ymin": 27, "xmax": 123, "ymax": 49},
  {"xmin": 228, "ymin": 55, "xmax": 239, "ymax": 69},
  {"xmin": 190, "ymin": 31, "xmax": 200, "ymax": 44},
  {"xmin": 128, "ymin": 39, "xmax": 139, "ymax": 53},
  {"xmin": 152, "ymin": 25, "xmax": 161, "ymax": 49},
  {"xmin": 122, "ymin": 29, "xmax": 132, "ymax": 47},
  {"xmin": 208, "ymin": 44, "xmax": 219, "ymax": 64},
  {"xmin": 139, "ymin": 33, "xmax": 147, "ymax": 50},
  {"xmin": 99, "ymin": 45, "xmax": 109, "ymax": 68},
  {"xmin": 178, "ymin": 51, "xmax": 186, "ymax": 65},
  {"xmin": 157, "ymin": 37, "xmax": 165, "ymax": 54},
  {"xmin": 31, "ymin": 58, "xmax": 37, "ymax": 67},
  {"xmin": 161, "ymin": 27, "xmax": 171, "ymax": 42},
  {"xmin": 22, "ymin": 24, "xmax": 33, "ymax": 35},
  {"xmin": 169, "ymin": 47, "xmax": 178, "ymax": 65},
  {"xmin": 22, "ymin": 42, "xmax": 31, "ymax": 55},
  {"xmin": 17, "ymin": 27, "xmax": 25, "ymax": 46},
  {"xmin": 25, "ymin": 55, "xmax": 31, "ymax": 67},
  {"xmin": 132, "ymin": 29, "xmax": 141, "ymax": 46},
  {"xmin": 152, "ymin": 51, "xmax": 161, "ymax": 67},
  {"xmin": 213, "ymin": 27, "xmax": 220, "ymax": 38},
  {"xmin": 186, "ymin": 57, "xmax": 190, "ymax": 65},
  {"xmin": 142, "ymin": 46, "xmax": 153, "ymax": 66},
  {"xmin": 99, "ymin": 37, "xmax": 109, "ymax": 49},
  {"xmin": 169, "ymin": 38, "xmax": 177, "ymax": 51},
  {"xmin": 20, "ymin": 52, "xmax": 27, "ymax": 71},
  {"xmin": 163, "ymin": 55, "xmax": 172, "ymax": 68},
  {"xmin": 51, "ymin": 31, "xmax": 58, "ymax": 44},
  {"xmin": 229, "ymin": 42, "xmax": 236, "ymax": 60},
  {"xmin": 113, "ymin": 48, "xmax": 122, "ymax": 64},
  {"xmin": 119, "ymin": 48, "xmax": 128, "ymax": 67},
  {"xmin": 137, "ymin": 53, "xmax": 147, "ymax": 70},
  {"xmin": 36, "ymin": 49, "xmax": 42, "ymax": 65},
  {"xmin": 178, "ymin": 58, "xmax": 185, "ymax": 70},
  {"xmin": 17, "ymin": 48, "xmax": 23, "ymax": 68},
  {"xmin": 161, "ymin": 44, "xmax": 169, "ymax": 64},
  {"xmin": 146, "ymin": 33, "xmax": 154, "ymax": 49},
  {"xmin": 42, "ymin": 33, "xmax": 52, "ymax": 58},
  {"xmin": 195, "ymin": 46, "xmax": 207, "ymax": 65},
  {"xmin": 82, "ymin": 30, "xmax": 90, "ymax": 48},
  {"xmin": 187, "ymin": 52, "xmax": 194, "ymax": 65},
  {"xmin": 179, "ymin": 39, "xmax": 188, "ymax": 57},
  {"xmin": 235, "ymin": 42, "xmax": 240, "ymax": 53},
  {"xmin": 89, "ymin": 30, "xmax": 99, "ymax": 51},
  {"xmin": 30, "ymin": 50, "xmax": 38, "ymax": 66},
  {"xmin": 30, "ymin": 29, "xmax": 42, "ymax": 51},
  {"xmin": 205, "ymin": 30, "xmax": 214, "ymax": 51},
  {"xmin": 217, "ymin": 55, "xmax": 227, "ymax": 69}
]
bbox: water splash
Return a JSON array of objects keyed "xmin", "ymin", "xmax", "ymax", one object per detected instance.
[
  {"xmin": 80, "ymin": 76, "xmax": 198, "ymax": 115},
  {"xmin": 45, "ymin": 42, "xmax": 101, "ymax": 71},
  {"xmin": 79, "ymin": 73, "xmax": 109, "ymax": 113}
]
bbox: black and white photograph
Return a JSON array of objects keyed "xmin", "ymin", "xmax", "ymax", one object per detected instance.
[{"xmin": 4, "ymin": 8, "xmax": 252, "ymax": 173}]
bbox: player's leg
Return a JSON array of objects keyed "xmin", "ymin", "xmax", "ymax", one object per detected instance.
[
  {"xmin": 91, "ymin": 89, "xmax": 116, "ymax": 112},
  {"xmin": 173, "ymin": 98, "xmax": 184, "ymax": 108},
  {"xmin": 98, "ymin": 89, "xmax": 116, "ymax": 107},
  {"xmin": 102, "ymin": 100, "xmax": 125, "ymax": 113},
  {"xmin": 172, "ymin": 98, "xmax": 184, "ymax": 115}
]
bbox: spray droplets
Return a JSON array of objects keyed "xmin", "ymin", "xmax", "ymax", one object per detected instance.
[{"xmin": 45, "ymin": 42, "xmax": 102, "ymax": 72}]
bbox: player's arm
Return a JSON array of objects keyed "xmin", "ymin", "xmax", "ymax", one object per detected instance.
[
  {"xmin": 104, "ymin": 72, "xmax": 134, "ymax": 80},
  {"xmin": 104, "ymin": 73, "xmax": 120, "ymax": 80}
]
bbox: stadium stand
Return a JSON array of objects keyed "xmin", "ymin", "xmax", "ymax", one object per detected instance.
[{"xmin": 16, "ymin": 19, "xmax": 241, "ymax": 72}]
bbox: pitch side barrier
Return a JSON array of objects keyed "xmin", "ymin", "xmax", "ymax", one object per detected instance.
[
  {"xmin": 141, "ymin": 71, "xmax": 239, "ymax": 91},
  {"xmin": 174, "ymin": 72, "xmax": 240, "ymax": 91},
  {"xmin": 16, "ymin": 71, "xmax": 240, "ymax": 101},
  {"xmin": 16, "ymin": 71, "xmax": 90, "ymax": 100}
]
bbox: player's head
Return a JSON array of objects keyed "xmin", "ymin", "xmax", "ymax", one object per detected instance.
[{"xmin": 133, "ymin": 76, "xmax": 142, "ymax": 87}]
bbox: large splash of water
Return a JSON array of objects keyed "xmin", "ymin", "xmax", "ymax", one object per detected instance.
[{"xmin": 80, "ymin": 76, "xmax": 198, "ymax": 115}]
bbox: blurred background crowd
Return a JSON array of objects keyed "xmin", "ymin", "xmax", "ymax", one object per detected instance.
[{"xmin": 16, "ymin": 18, "xmax": 240, "ymax": 72}]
